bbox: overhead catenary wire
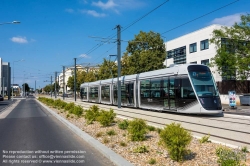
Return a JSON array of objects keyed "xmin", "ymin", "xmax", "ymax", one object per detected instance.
[{"xmin": 161, "ymin": 0, "xmax": 239, "ymax": 35}]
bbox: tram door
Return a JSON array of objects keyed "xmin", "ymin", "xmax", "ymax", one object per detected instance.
[
  {"xmin": 126, "ymin": 83, "xmax": 134, "ymax": 106},
  {"xmin": 169, "ymin": 77, "xmax": 177, "ymax": 110},
  {"xmin": 163, "ymin": 77, "xmax": 177, "ymax": 110}
]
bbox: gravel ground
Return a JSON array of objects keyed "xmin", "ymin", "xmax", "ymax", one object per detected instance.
[{"xmin": 50, "ymin": 106, "xmax": 250, "ymax": 166}]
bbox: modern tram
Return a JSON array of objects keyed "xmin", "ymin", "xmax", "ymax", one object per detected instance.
[{"xmin": 80, "ymin": 64, "xmax": 222, "ymax": 114}]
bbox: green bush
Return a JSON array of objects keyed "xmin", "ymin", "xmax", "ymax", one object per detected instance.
[
  {"xmin": 216, "ymin": 146, "xmax": 246, "ymax": 166},
  {"xmin": 72, "ymin": 105, "xmax": 84, "ymax": 117},
  {"xmin": 96, "ymin": 132, "xmax": 103, "ymax": 137},
  {"xmin": 157, "ymin": 128, "xmax": 162, "ymax": 134},
  {"xmin": 64, "ymin": 102, "xmax": 75, "ymax": 111},
  {"xmin": 148, "ymin": 158, "xmax": 156, "ymax": 165},
  {"xmin": 199, "ymin": 134, "xmax": 211, "ymax": 143},
  {"xmin": 97, "ymin": 109, "xmax": 116, "ymax": 127},
  {"xmin": 241, "ymin": 146, "xmax": 249, "ymax": 153},
  {"xmin": 147, "ymin": 125, "xmax": 156, "ymax": 131},
  {"xmin": 106, "ymin": 130, "xmax": 116, "ymax": 136},
  {"xmin": 84, "ymin": 105, "xmax": 100, "ymax": 124},
  {"xmin": 118, "ymin": 119, "xmax": 129, "ymax": 130},
  {"xmin": 127, "ymin": 118, "xmax": 147, "ymax": 141},
  {"xmin": 119, "ymin": 141, "xmax": 127, "ymax": 147},
  {"xmin": 133, "ymin": 145, "xmax": 149, "ymax": 153},
  {"xmin": 159, "ymin": 123, "xmax": 192, "ymax": 162}
]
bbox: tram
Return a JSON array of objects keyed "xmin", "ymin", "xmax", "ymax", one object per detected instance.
[{"xmin": 80, "ymin": 64, "xmax": 222, "ymax": 114}]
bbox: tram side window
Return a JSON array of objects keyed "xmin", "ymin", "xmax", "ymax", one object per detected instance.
[
  {"xmin": 90, "ymin": 87, "xmax": 98, "ymax": 99},
  {"xmin": 81, "ymin": 87, "xmax": 87, "ymax": 99},
  {"xmin": 101, "ymin": 85, "xmax": 110, "ymax": 99},
  {"xmin": 181, "ymin": 78, "xmax": 195, "ymax": 99},
  {"xmin": 140, "ymin": 79, "xmax": 150, "ymax": 97},
  {"xmin": 151, "ymin": 78, "xmax": 161, "ymax": 98}
]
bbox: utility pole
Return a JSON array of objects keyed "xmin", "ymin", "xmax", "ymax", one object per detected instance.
[
  {"xmin": 63, "ymin": 66, "xmax": 65, "ymax": 100},
  {"xmin": 116, "ymin": 25, "xmax": 121, "ymax": 108},
  {"xmin": 55, "ymin": 72, "xmax": 57, "ymax": 99},
  {"xmin": 35, "ymin": 80, "xmax": 36, "ymax": 94},
  {"xmin": 50, "ymin": 76, "xmax": 52, "ymax": 98},
  {"xmin": 74, "ymin": 58, "xmax": 77, "ymax": 102}
]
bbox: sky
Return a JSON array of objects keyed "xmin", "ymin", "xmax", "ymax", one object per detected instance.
[{"xmin": 0, "ymin": 0, "xmax": 249, "ymax": 89}]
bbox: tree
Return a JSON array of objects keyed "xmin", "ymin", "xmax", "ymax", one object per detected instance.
[
  {"xmin": 97, "ymin": 58, "xmax": 117, "ymax": 80},
  {"xmin": 124, "ymin": 31, "xmax": 166, "ymax": 74},
  {"xmin": 22, "ymin": 83, "xmax": 30, "ymax": 92},
  {"xmin": 210, "ymin": 14, "xmax": 250, "ymax": 80},
  {"xmin": 43, "ymin": 84, "xmax": 51, "ymax": 93}
]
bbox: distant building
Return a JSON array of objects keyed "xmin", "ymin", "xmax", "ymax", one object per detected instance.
[
  {"xmin": 0, "ymin": 58, "xmax": 11, "ymax": 99},
  {"xmin": 58, "ymin": 65, "xmax": 99, "ymax": 93},
  {"xmin": 11, "ymin": 84, "xmax": 21, "ymax": 96}
]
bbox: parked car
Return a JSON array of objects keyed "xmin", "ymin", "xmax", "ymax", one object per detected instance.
[{"xmin": 0, "ymin": 95, "xmax": 4, "ymax": 101}]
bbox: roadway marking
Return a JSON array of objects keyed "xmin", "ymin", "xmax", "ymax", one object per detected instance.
[{"xmin": 0, "ymin": 100, "xmax": 20, "ymax": 119}]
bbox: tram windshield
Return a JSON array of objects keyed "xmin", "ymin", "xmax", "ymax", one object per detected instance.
[{"xmin": 188, "ymin": 70, "xmax": 219, "ymax": 97}]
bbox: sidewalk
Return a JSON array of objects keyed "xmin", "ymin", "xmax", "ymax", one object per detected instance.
[{"xmin": 222, "ymin": 103, "xmax": 250, "ymax": 116}]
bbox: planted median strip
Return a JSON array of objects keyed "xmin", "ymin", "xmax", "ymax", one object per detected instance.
[{"xmin": 38, "ymin": 97, "xmax": 249, "ymax": 165}]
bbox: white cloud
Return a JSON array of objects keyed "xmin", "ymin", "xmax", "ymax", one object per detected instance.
[
  {"xmin": 211, "ymin": 13, "xmax": 242, "ymax": 26},
  {"xmin": 10, "ymin": 36, "xmax": 28, "ymax": 44},
  {"xmin": 92, "ymin": 0, "xmax": 118, "ymax": 10},
  {"xmin": 79, "ymin": 54, "xmax": 90, "ymax": 58},
  {"xmin": 80, "ymin": 9, "xmax": 106, "ymax": 17},
  {"xmin": 65, "ymin": 8, "xmax": 75, "ymax": 13}
]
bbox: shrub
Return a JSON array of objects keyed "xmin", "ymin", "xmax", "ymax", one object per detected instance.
[
  {"xmin": 64, "ymin": 102, "xmax": 75, "ymax": 111},
  {"xmin": 84, "ymin": 105, "xmax": 100, "ymax": 124},
  {"xmin": 241, "ymin": 146, "xmax": 249, "ymax": 153},
  {"xmin": 147, "ymin": 125, "xmax": 156, "ymax": 131},
  {"xmin": 133, "ymin": 145, "xmax": 149, "ymax": 153},
  {"xmin": 72, "ymin": 105, "xmax": 83, "ymax": 117},
  {"xmin": 148, "ymin": 158, "xmax": 156, "ymax": 165},
  {"xmin": 216, "ymin": 146, "xmax": 246, "ymax": 166},
  {"xmin": 103, "ymin": 137, "xmax": 109, "ymax": 144},
  {"xmin": 118, "ymin": 119, "xmax": 129, "ymax": 130},
  {"xmin": 97, "ymin": 109, "xmax": 116, "ymax": 127},
  {"xmin": 119, "ymin": 142, "xmax": 127, "ymax": 147},
  {"xmin": 96, "ymin": 132, "xmax": 103, "ymax": 137},
  {"xmin": 199, "ymin": 134, "xmax": 211, "ymax": 143},
  {"xmin": 159, "ymin": 123, "xmax": 192, "ymax": 162},
  {"xmin": 127, "ymin": 118, "xmax": 147, "ymax": 141},
  {"xmin": 106, "ymin": 130, "xmax": 116, "ymax": 136},
  {"xmin": 157, "ymin": 128, "xmax": 162, "ymax": 134}
]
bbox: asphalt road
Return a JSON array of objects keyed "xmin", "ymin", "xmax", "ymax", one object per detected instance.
[{"xmin": 0, "ymin": 96, "xmax": 115, "ymax": 166}]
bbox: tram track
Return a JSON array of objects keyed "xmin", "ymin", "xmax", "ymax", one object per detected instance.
[{"xmin": 78, "ymin": 101, "xmax": 250, "ymax": 148}]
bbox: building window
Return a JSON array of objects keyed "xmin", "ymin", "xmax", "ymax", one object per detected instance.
[
  {"xmin": 189, "ymin": 43, "xmax": 197, "ymax": 53},
  {"xmin": 190, "ymin": 61, "xmax": 197, "ymax": 64},
  {"xmin": 167, "ymin": 46, "xmax": 186, "ymax": 64},
  {"xmin": 200, "ymin": 39, "xmax": 209, "ymax": 50},
  {"xmin": 201, "ymin": 59, "xmax": 209, "ymax": 66}
]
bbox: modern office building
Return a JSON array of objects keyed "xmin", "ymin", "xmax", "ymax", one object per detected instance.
[
  {"xmin": 0, "ymin": 58, "xmax": 11, "ymax": 99},
  {"xmin": 164, "ymin": 24, "xmax": 223, "ymax": 82}
]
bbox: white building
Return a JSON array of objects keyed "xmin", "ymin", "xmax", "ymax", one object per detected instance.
[
  {"xmin": 164, "ymin": 24, "xmax": 223, "ymax": 82},
  {"xmin": 58, "ymin": 65, "xmax": 99, "ymax": 93},
  {"xmin": 163, "ymin": 24, "xmax": 247, "ymax": 104}
]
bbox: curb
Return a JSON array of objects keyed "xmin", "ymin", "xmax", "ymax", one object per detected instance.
[{"xmin": 37, "ymin": 100, "xmax": 133, "ymax": 166}]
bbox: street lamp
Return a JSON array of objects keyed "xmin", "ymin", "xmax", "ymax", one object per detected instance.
[
  {"xmin": 12, "ymin": 59, "xmax": 24, "ymax": 101},
  {"xmin": 0, "ymin": 21, "xmax": 21, "ymax": 25}
]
